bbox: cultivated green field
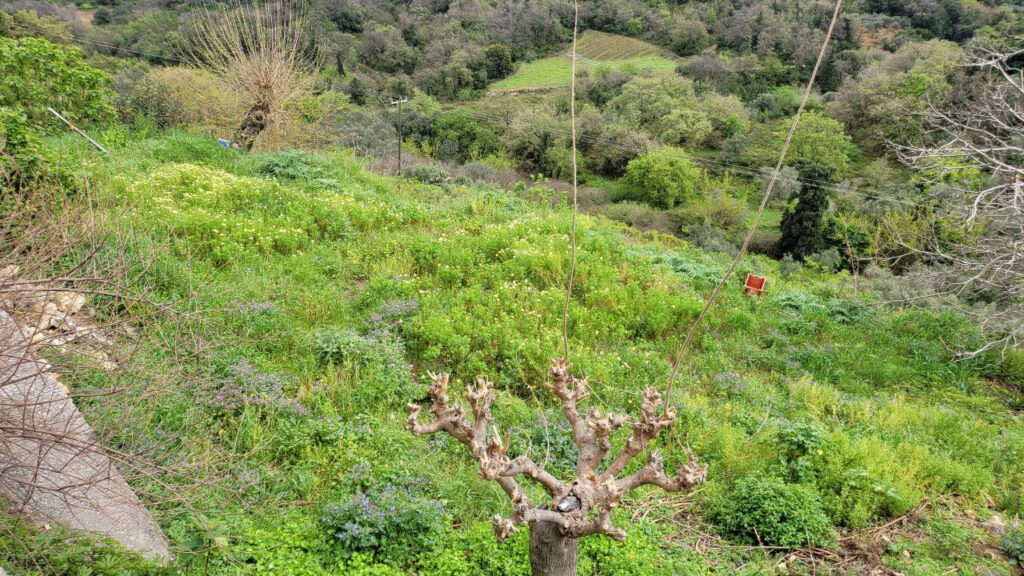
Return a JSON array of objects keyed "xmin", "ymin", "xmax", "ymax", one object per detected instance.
[
  {"xmin": 490, "ymin": 31, "xmax": 680, "ymax": 92},
  {"xmin": 575, "ymin": 30, "xmax": 671, "ymax": 60}
]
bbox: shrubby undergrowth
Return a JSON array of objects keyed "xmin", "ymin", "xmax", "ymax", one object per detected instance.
[{"xmin": 5, "ymin": 131, "xmax": 1022, "ymax": 575}]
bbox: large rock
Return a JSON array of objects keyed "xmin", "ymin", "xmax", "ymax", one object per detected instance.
[{"xmin": 0, "ymin": 310, "xmax": 171, "ymax": 561}]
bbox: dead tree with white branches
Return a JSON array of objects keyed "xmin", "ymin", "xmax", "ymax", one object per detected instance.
[
  {"xmin": 890, "ymin": 36, "xmax": 1024, "ymax": 357},
  {"xmin": 406, "ymin": 360, "xmax": 707, "ymax": 576}
]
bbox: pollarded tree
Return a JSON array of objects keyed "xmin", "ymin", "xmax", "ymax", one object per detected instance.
[
  {"xmin": 406, "ymin": 360, "xmax": 707, "ymax": 576},
  {"xmin": 182, "ymin": 1, "xmax": 322, "ymax": 150}
]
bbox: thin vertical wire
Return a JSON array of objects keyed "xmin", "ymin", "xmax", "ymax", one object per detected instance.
[
  {"xmin": 661, "ymin": 0, "xmax": 845, "ymax": 413},
  {"xmin": 561, "ymin": 1, "xmax": 580, "ymax": 361}
]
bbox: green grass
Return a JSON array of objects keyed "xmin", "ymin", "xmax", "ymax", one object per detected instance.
[
  {"xmin": 6, "ymin": 129, "xmax": 1023, "ymax": 576},
  {"xmin": 490, "ymin": 57, "xmax": 573, "ymax": 91},
  {"xmin": 490, "ymin": 31, "xmax": 680, "ymax": 92}
]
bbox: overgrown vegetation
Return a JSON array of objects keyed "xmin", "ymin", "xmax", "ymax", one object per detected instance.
[{"xmin": 1, "ymin": 2, "xmax": 1023, "ymax": 574}]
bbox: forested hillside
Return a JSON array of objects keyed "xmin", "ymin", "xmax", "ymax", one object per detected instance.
[{"xmin": 1, "ymin": 0, "xmax": 1023, "ymax": 574}]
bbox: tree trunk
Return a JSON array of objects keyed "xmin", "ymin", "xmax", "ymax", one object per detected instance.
[{"xmin": 529, "ymin": 520, "xmax": 578, "ymax": 576}]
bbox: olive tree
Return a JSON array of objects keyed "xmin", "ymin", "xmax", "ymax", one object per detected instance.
[{"xmin": 407, "ymin": 360, "xmax": 706, "ymax": 575}]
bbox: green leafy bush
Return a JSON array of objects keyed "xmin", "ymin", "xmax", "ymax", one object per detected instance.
[
  {"xmin": 775, "ymin": 421, "xmax": 825, "ymax": 482},
  {"xmin": 313, "ymin": 328, "xmax": 371, "ymax": 366},
  {"xmin": 402, "ymin": 163, "xmax": 451, "ymax": 188},
  {"xmin": 1002, "ymin": 527, "xmax": 1024, "ymax": 566},
  {"xmin": 253, "ymin": 150, "xmax": 325, "ymax": 180},
  {"xmin": 623, "ymin": 146, "xmax": 702, "ymax": 208},
  {"xmin": 0, "ymin": 36, "xmax": 115, "ymax": 127},
  {"xmin": 0, "ymin": 107, "xmax": 69, "ymax": 191},
  {"xmin": 706, "ymin": 475, "xmax": 836, "ymax": 548}
]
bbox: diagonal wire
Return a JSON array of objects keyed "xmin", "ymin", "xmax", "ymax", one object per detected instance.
[
  {"xmin": 661, "ymin": 0, "xmax": 846, "ymax": 414},
  {"xmin": 561, "ymin": 0, "xmax": 581, "ymax": 362}
]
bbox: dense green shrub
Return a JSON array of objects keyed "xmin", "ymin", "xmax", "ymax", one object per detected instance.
[
  {"xmin": 313, "ymin": 328, "xmax": 371, "ymax": 366},
  {"xmin": 775, "ymin": 421, "xmax": 825, "ymax": 482},
  {"xmin": 1002, "ymin": 527, "xmax": 1024, "ymax": 566},
  {"xmin": 685, "ymin": 223, "xmax": 735, "ymax": 255},
  {"xmin": 0, "ymin": 36, "xmax": 115, "ymax": 127},
  {"xmin": 623, "ymin": 146, "xmax": 702, "ymax": 208},
  {"xmin": 706, "ymin": 475, "xmax": 836, "ymax": 548},
  {"xmin": 0, "ymin": 107, "xmax": 69, "ymax": 191},
  {"xmin": 252, "ymin": 150, "xmax": 325, "ymax": 180}
]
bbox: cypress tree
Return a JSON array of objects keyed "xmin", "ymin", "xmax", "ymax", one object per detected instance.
[{"xmin": 776, "ymin": 160, "xmax": 835, "ymax": 260}]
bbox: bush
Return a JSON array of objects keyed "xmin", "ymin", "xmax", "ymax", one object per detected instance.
[
  {"xmin": 0, "ymin": 107, "xmax": 70, "ymax": 192},
  {"xmin": 312, "ymin": 328, "xmax": 371, "ymax": 366},
  {"xmin": 706, "ymin": 475, "xmax": 836, "ymax": 548},
  {"xmin": 253, "ymin": 149, "xmax": 324, "ymax": 180},
  {"xmin": 598, "ymin": 201, "xmax": 662, "ymax": 229},
  {"xmin": 321, "ymin": 483, "xmax": 448, "ymax": 564},
  {"xmin": 776, "ymin": 421, "xmax": 825, "ymax": 482},
  {"xmin": 685, "ymin": 223, "xmax": 736, "ymax": 255},
  {"xmin": 0, "ymin": 36, "xmax": 115, "ymax": 128},
  {"xmin": 1001, "ymin": 527, "xmax": 1024, "ymax": 566},
  {"xmin": 623, "ymin": 146, "xmax": 702, "ymax": 208},
  {"xmin": 779, "ymin": 254, "xmax": 802, "ymax": 278},
  {"xmin": 402, "ymin": 163, "xmax": 451, "ymax": 188}
]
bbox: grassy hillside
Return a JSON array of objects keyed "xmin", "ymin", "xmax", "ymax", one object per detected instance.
[
  {"xmin": 490, "ymin": 31, "xmax": 679, "ymax": 92},
  {"xmin": 5, "ymin": 130, "xmax": 1023, "ymax": 575}
]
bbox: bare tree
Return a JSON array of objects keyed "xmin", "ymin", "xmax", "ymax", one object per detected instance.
[
  {"xmin": 890, "ymin": 36, "xmax": 1024, "ymax": 357},
  {"xmin": 406, "ymin": 361, "xmax": 707, "ymax": 576},
  {"xmin": 182, "ymin": 1, "xmax": 322, "ymax": 151}
]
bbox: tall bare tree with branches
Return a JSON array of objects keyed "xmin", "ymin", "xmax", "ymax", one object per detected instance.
[
  {"xmin": 182, "ymin": 1, "xmax": 322, "ymax": 151},
  {"xmin": 890, "ymin": 36, "xmax": 1024, "ymax": 357}
]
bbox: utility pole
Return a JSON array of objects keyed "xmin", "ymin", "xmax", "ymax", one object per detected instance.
[{"xmin": 391, "ymin": 97, "xmax": 408, "ymax": 176}]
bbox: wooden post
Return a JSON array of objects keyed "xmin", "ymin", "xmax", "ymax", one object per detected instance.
[{"xmin": 46, "ymin": 107, "xmax": 108, "ymax": 154}]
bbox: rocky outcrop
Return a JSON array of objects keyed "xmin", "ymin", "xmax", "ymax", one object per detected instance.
[{"xmin": 0, "ymin": 296, "xmax": 171, "ymax": 560}]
